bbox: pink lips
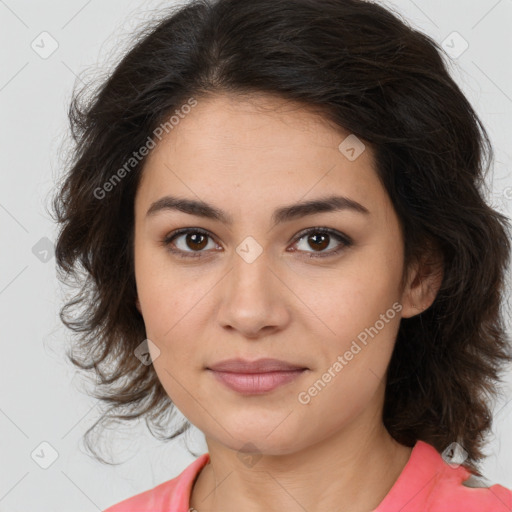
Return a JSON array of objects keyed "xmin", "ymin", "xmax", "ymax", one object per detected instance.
[{"xmin": 206, "ymin": 358, "xmax": 308, "ymax": 394}]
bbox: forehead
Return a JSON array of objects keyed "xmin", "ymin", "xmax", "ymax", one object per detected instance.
[{"xmin": 135, "ymin": 93, "xmax": 388, "ymax": 218}]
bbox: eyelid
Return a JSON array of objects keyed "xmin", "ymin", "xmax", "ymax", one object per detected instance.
[{"xmin": 292, "ymin": 226, "xmax": 352, "ymax": 246}]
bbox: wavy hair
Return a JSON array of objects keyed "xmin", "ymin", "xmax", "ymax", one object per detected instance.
[{"xmin": 49, "ymin": 0, "xmax": 512, "ymax": 475}]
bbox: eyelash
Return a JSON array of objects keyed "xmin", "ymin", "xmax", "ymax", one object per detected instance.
[{"xmin": 161, "ymin": 227, "xmax": 353, "ymax": 260}]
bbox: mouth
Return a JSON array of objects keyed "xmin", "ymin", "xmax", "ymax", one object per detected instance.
[
  {"xmin": 207, "ymin": 357, "xmax": 308, "ymax": 373},
  {"xmin": 206, "ymin": 358, "xmax": 309, "ymax": 394}
]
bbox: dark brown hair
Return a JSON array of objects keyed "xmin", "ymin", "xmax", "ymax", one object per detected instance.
[{"xmin": 49, "ymin": 0, "xmax": 512, "ymax": 475}]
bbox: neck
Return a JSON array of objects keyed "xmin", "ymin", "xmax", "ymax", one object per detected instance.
[{"xmin": 190, "ymin": 407, "xmax": 413, "ymax": 512}]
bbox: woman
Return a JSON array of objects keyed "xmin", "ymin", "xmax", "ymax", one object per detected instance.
[{"xmin": 51, "ymin": 0, "xmax": 512, "ymax": 510}]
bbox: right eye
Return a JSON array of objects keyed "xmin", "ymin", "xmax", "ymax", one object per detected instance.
[{"xmin": 162, "ymin": 228, "xmax": 221, "ymax": 258}]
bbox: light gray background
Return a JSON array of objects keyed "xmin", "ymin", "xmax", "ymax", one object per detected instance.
[{"xmin": 1, "ymin": 0, "xmax": 511, "ymax": 511}]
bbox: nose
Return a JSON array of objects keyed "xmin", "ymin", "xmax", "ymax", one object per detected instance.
[{"xmin": 216, "ymin": 246, "xmax": 291, "ymax": 339}]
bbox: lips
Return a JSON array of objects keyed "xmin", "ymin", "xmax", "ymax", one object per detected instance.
[
  {"xmin": 206, "ymin": 358, "xmax": 308, "ymax": 394},
  {"xmin": 206, "ymin": 357, "xmax": 307, "ymax": 373}
]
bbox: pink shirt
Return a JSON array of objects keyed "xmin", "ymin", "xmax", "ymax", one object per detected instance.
[{"xmin": 103, "ymin": 440, "xmax": 512, "ymax": 511}]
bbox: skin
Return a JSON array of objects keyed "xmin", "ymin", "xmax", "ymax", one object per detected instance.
[{"xmin": 133, "ymin": 93, "xmax": 442, "ymax": 512}]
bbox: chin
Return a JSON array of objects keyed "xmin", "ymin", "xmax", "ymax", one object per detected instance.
[{"xmin": 213, "ymin": 425, "xmax": 303, "ymax": 457}]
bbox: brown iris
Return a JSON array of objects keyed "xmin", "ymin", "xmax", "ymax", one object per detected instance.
[
  {"xmin": 186, "ymin": 232, "xmax": 209, "ymax": 251},
  {"xmin": 307, "ymin": 233, "xmax": 329, "ymax": 251}
]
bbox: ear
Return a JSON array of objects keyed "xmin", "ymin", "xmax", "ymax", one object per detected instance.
[{"xmin": 400, "ymin": 241, "xmax": 443, "ymax": 319}]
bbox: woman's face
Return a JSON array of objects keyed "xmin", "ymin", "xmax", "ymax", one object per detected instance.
[{"xmin": 133, "ymin": 93, "xmax": 423, "ymax": 455}]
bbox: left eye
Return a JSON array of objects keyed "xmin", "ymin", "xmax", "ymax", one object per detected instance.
[
  {"xmin": 292, "ymin": 228, "xmax": 352, "ymax": 258},
  {"xmin": 162, "ymin": 227, "xmax": 352, "ymax": 259}
]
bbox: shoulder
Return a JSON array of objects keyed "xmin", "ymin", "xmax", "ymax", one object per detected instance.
[
  {"xmin": 377, "ymin": 441, "xmax": 512, "ymax": 512},
  {"xmin": 416, "ymin": 442, "xmax": 512, "ymax": 512},
  {"xmin": 429, "ymin": 472, "xmax": 512, "ymax": 512},
  {"xmin": 102, "ymin": 453, "xmax": 210, "ymax": 512},
  {"xmin": 102, "ymin": 477, "xmax": 178, "ymax": 512}
]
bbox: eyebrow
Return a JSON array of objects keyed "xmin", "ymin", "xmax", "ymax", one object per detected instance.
[{"xmin": 146, "ymin": 194, "xmax": 370, "ymax": 226}]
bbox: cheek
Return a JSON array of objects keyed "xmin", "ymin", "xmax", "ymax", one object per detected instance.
[
  {"xmin": 295, "ymin": 297, "xmax": 400, "ymax": 425},
  {"xmin": 135, "ymin": 263, "xmax": 208, "ymax": 361},
  {"xmin": 135, "ymin": 249, "xmax": 198, "ymax": 336},
  {"xmin": 134, "ymin": 246, "xmax": 220, "ymax": 404},
  {"xmin": 290, "ymin": 246, "xmax": 403, "ymax": 383},
  {"xmin": 298, "ymin": 259, "xmax": 401, "ymax": 339}
]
